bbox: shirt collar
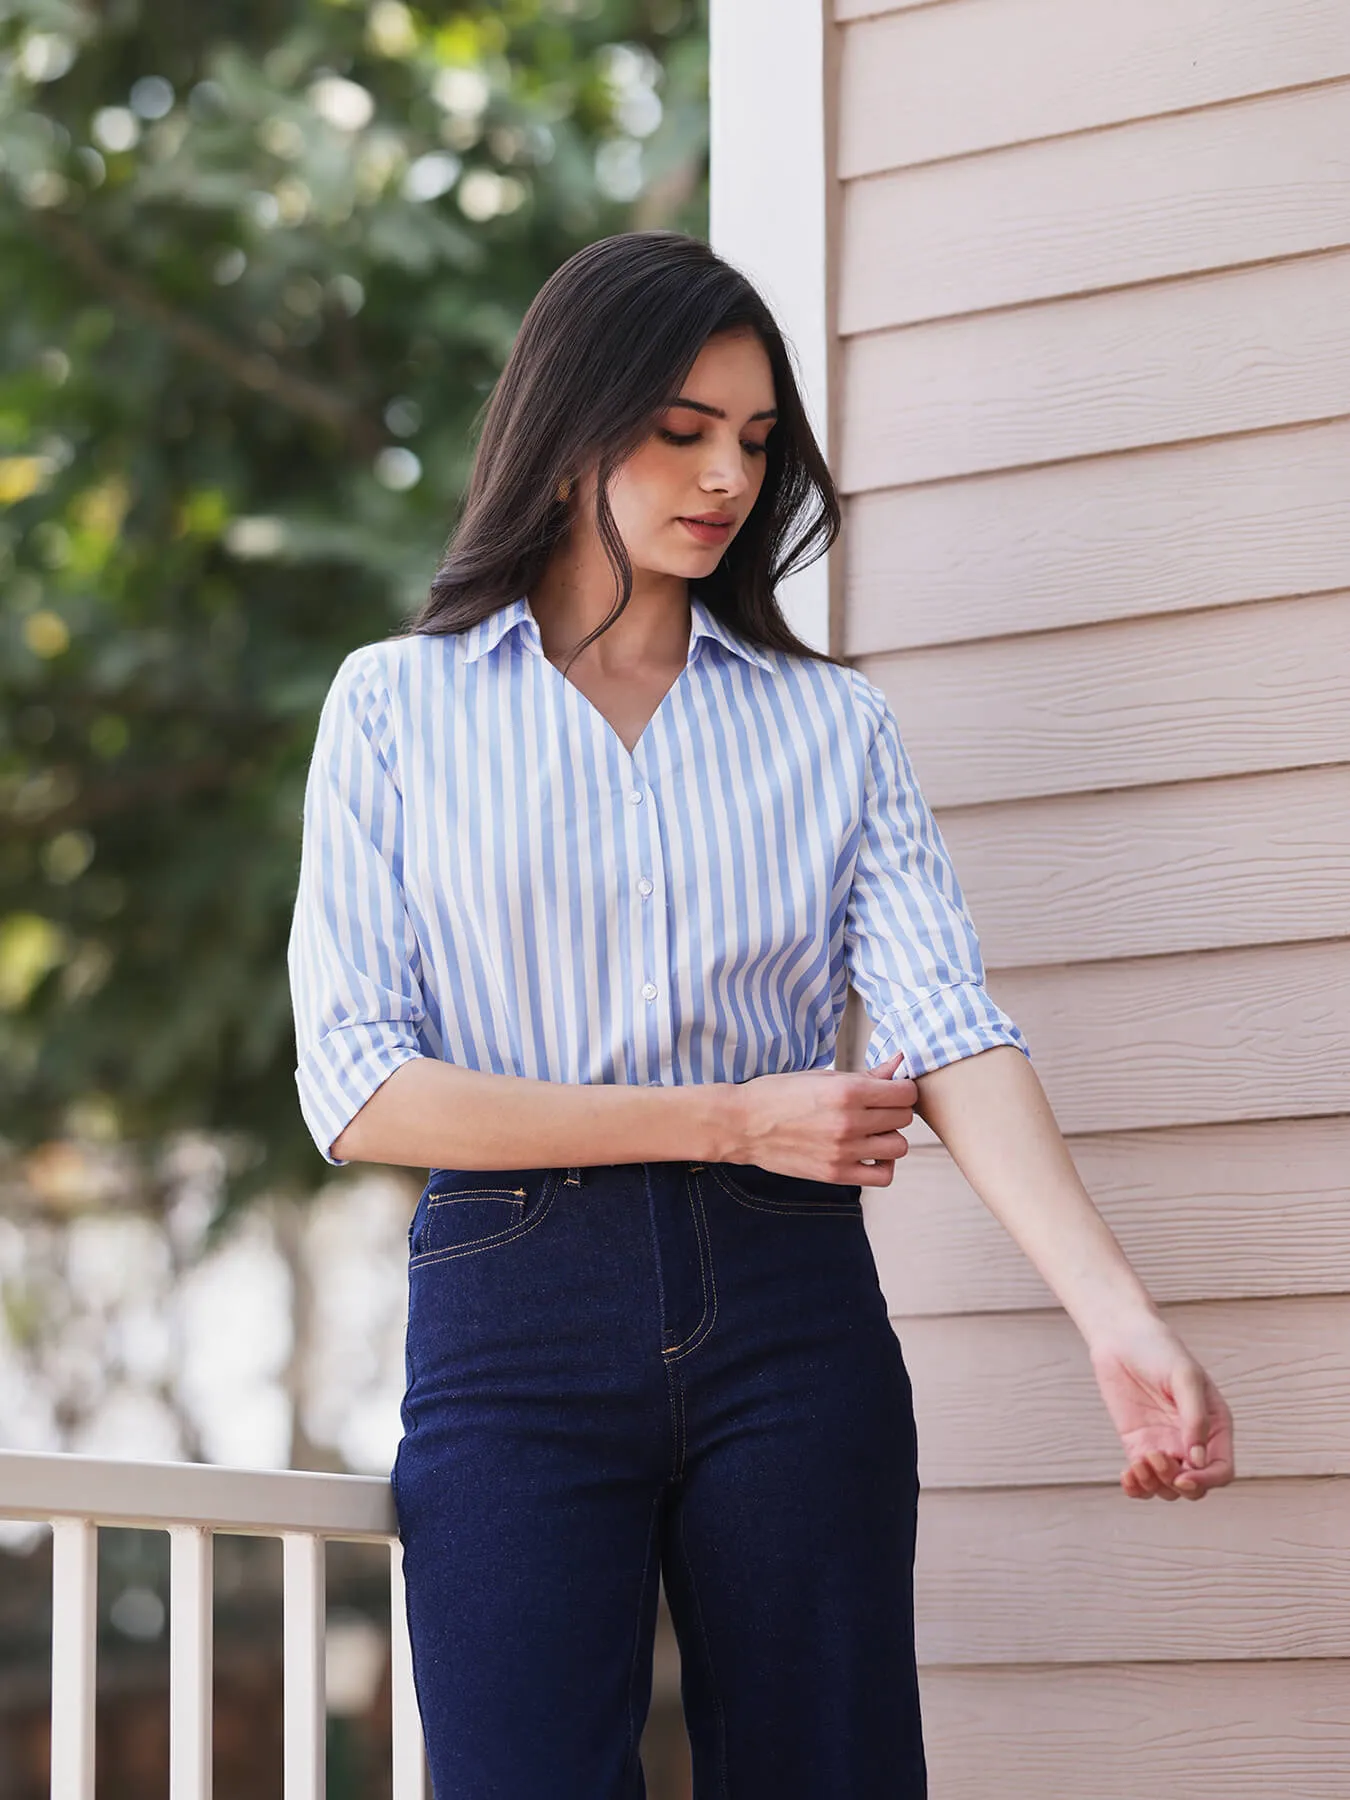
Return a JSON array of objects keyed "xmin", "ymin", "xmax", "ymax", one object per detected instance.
[{"xmin": 459, "ymin": 593, "xmax": 775, "ymax": 672}]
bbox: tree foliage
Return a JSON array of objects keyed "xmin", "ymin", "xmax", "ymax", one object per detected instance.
[{"xmin": 0, "ymin": 0, "xmax": 709, "ymax": 1213}]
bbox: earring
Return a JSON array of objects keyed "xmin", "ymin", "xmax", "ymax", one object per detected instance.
[{"xmin": 555, "ymin": 476, "xmax": 572, "ymax": 503}]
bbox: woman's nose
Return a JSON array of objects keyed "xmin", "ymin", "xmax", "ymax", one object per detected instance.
[{"xmin": 700, "ymin": 445, "xmax": 751, "ymax": 497}]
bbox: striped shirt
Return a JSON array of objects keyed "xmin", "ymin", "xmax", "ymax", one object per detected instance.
[{"xmin": 287, "ymin": 592, "xmax": 1030, "ymax": 1165}]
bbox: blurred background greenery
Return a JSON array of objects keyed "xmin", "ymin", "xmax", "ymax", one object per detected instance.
[
  {"xmin": 0, "ymin": 0, "xmax": 708, "ymax": 1214},
  {"xmin": 0, "ymin": 7, "xmax": 708, "ymax": 1792}
]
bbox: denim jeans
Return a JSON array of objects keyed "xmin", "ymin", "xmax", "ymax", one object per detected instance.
[{"xmin": 391, "ymin": 1157, "xmax": 927, "ymax": 1798}]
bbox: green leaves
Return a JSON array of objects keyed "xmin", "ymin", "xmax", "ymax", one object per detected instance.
[{"xmin": 0, "ymin": 0, "xmax": 708, "ymax": 1213}]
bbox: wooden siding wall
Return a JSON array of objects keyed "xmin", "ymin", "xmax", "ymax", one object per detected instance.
[{"xmin": 829, "ymin": 1, "xmax": 1350, "ymax": 1792}]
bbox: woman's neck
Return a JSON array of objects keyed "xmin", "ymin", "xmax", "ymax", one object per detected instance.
[{"xmin": 528, "ymin": 549, "xmax": 691, "ymax": 674}]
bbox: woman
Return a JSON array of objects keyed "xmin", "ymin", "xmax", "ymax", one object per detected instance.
[{"xmin": 288, "ymin": 230, "xmax": 1235, "ymax": 1797}]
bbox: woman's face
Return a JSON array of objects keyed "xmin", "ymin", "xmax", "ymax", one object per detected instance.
[{"xmin": 581, "ymin": 327, "xmax": 777, "ymax": 581}]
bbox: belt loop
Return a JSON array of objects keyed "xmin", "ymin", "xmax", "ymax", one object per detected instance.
[{"xmin": 565, "ymin": 1166, "xmax": 582, "ymax": 1187}]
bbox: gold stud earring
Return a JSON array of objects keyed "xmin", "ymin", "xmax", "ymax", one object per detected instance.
[{"xmin": 556, "ymin": 476, "xmax": 572, "ymax": 503}]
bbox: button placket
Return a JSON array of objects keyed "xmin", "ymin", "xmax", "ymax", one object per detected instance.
[{"xmin": 620, "ymin": 750, "xmax": 672, "ymax": 1079}]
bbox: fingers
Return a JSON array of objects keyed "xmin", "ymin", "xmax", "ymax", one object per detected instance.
[
  {"xmin": 1172, "ymin": 1457, "xmax": 1235, "ymax": 1497},
  {"xmin": 1172, "ymin": 1372, "xmax": 1236, "ymax": 1497},
  {"xmin": 864, "ymin": 1129, "xmax": 909, "ymax": 1158},
  {"xmin": 852, "ymin": 1156, "xmax": 898, "ymax": 1185},
  {"xmin": 1122, "ymin": 1446, "xmax": 1234, "ymax": 1501},
  {"xmin": 861, "ymin": 1068, "xmax": 919, "ymax": 1108},
  {"xmin": 1123, "ymin": 1450, "xmax": 1185, "ymax": 1501},
  {"xmin": 1137, "ymin": 1454, "xmax": 1179, "ymax": 1499},
  {"xmin": 865, "ymin": 1104, "xmax": 916, "ymax": 1133},
  {"xmin": 854, "ymin": 1132, "xmax": 910, "ymax": 1179},
  {"xmin": 1174, "ymin": 1361, "xmax": 1212, "ymax": 1468}
]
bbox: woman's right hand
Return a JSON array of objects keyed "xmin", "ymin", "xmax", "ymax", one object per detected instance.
[{"xmin": 722, "ymin": 1050, "xmax": 917, "ymax": 1186}]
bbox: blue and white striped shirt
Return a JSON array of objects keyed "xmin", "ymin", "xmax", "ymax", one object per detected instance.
[{"xmin": 287, "ymin": 593, "xmax": 1030, "ymax": 1165}]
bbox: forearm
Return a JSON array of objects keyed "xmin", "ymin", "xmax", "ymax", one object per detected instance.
[
  {"xmin": 912, "ymin": 1046, "xmax": 1163, "ymax": 1346},
  {"xmin": 331, "ymin": 1055, "xmax": 738, "ymax": 1171}
]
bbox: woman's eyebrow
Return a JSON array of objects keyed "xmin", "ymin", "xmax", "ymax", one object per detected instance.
[{"xmin": 664, "ymin": 396, "xmax": 778, "ymax": 423}]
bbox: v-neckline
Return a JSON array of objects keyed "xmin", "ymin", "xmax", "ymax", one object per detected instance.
[
  {"xmin": 545, "ymin": 654, "xmax": 692, "ymax": 764},
  {"xmin": 531, "ymin": 596, "xmax": 698, "ymax": 764}
]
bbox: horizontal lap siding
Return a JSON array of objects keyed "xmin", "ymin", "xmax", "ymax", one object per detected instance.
[
  {"xmin": 939, "ymin": 766, "xmax": 1350, "ymax": 966},
  {"xmin": 899, "ymin": 1294, "xmax": 1350, "ymax": 1485},
  {"xmin": 915, "ymin": 1478, "xmax": 1350, "ymax": 1663},
  {"xmin": 835, "ymin": 1, "xmax": 934, "ymax": 21},
  {"xmin": 839, "ymin": 0, "xmax": 1350, "ymax": 175},
  {"xmin": 864, "ymin": 1119, "xmax": 1350, "ymax": 1314},
  {"xmin": 868, "ymin": 589, "xmax": 1350, "ymax": 805},
  {"xmin": 831, "ymin": 0, "xmax": 1350, "ymax": 1780},
  {"xmin": 841, "ymin": 250, "xmax": 1350, "ymax": 489},
  {"xmin": 841, "ymin": 81, "xmax": 1350, "ymax": 332},
  {"xmin": 986, "ymin": 940, "xmax": 1349, "ymax": 1133},
  {"xmin": 921, "ymin": 1661, "xmax": 1350, "ymax": 1799},
  {"xmin": 842, "ymin": 418, "xmax": 1350, "ymax": 652}
]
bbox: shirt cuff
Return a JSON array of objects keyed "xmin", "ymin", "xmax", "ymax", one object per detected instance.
[
  {"xmin": 295, "ymin": 1025, "xmax": 426, "ymax": 1166},
  {"xmin": 861, "ymin": 981, "xmax": 1032, "ymax": 1077}
]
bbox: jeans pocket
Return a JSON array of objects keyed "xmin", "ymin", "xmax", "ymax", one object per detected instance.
[
  {"xmin": 705, "ymin": 1162, "xmax": 864, "ymax": 1217},
  {"xmin": 408, "ymin": 1168, "xmax": 556, "ymax": 1265}
]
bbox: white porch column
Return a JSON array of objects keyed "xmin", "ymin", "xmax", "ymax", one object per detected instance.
[{"xmin": 709, "ymin": 0, "xmax": 834, "ymax": 653}]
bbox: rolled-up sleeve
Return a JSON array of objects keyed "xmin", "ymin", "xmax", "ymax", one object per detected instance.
[
  {"xmin": 843, "ymin": 675, "xmax": 1031, "ymax": 1077},
  {"xmin": 287, "ymin": 647, "xmax": 427, "ymax": 1165}
]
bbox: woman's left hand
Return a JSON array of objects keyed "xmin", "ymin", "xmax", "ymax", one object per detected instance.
[{"xmin": 1088, "ymin": 1317, "xmax": 1236, "ymax": 1501}]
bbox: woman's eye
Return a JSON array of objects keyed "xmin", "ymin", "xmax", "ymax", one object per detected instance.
[{"xmin": 658, "ymin": 429, "xmax": 767, "ymax": 456}]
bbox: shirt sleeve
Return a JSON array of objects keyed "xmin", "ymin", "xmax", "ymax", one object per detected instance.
[
  {"xmin": 287, "ymin": 646, "xmax": 427, "ymax": 1165},
  {"xmin": 843, "ymin": 674, "xmax": 1031, "ymax": 1078}
]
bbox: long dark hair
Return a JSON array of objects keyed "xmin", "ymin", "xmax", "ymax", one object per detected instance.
[{"xmin": 404, "ymin": 230, "xmax": 844, "ymax": 671}]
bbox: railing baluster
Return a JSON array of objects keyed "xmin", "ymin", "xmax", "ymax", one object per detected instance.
[
  {"xmin": 169, "ymin": 1524, "xmax": 213, "ymax": 1800},
  {"xmin": 389, "ymin": 1539, "xmax": 427, "ymax": 1800},
  {"xmin": 49, "ymin": 1517, "xmax": 97, "ymax": 1800},
  {"xmin": 3, "ymin": 1453, "xmax": 407, "ymax": 1800},
  {"xmin": 282, "ymin": 1533, "xmax": 326, "ymax": 1799}
]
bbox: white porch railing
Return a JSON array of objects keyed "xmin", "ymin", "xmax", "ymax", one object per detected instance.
[{"xmin": 0, "ymin": 1448, "xmax": 428, "ymax": 1800}]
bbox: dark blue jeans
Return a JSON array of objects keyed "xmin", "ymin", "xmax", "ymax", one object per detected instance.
[{"xmin": 391, "ymin": 1157, "xmax": 927, "ymax": 1798}]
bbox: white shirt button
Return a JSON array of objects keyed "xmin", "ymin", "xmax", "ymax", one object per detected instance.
[
  {"xmin": 641, "ymin": 981, "xmax": 658, "ymax": 1001},
  {"xmin": 627, "ymin": 789, "xmax": 644, "ymax": 805},
  {"xmin": 637, "ymin": 877, "xmax": 654, "ymax": 897}
]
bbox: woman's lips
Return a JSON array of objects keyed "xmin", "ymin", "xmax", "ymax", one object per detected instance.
[{"xmin": 678, "ymin": 517, "xmax": 733, "ymax": 545}]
